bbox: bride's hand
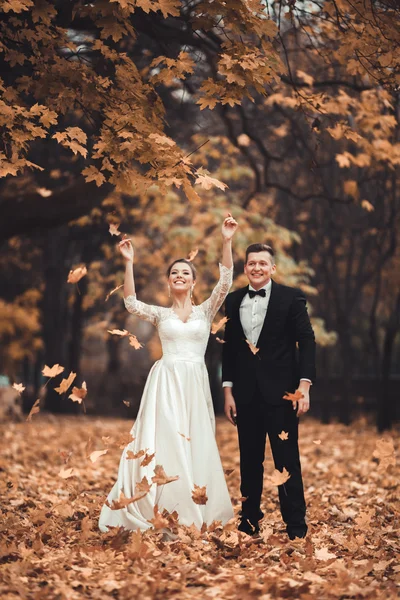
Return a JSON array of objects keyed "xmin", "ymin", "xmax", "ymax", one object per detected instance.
[
  {"xmin": 222, "ymin": 213, "xmax": 238, "ymax": 240},
  {"xmin": 118, "ymin": 238, "xmax": 134, "ymax": 263}
]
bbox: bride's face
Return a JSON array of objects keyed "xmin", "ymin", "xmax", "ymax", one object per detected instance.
[{"xmin": 168, "ymin": 262, "xmax": 195, "ymax": 295}]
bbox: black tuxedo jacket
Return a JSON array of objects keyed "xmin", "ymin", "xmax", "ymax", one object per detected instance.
[{"xmin": 222, "ymin": 280, "xmax": 316, "ymax": 405}]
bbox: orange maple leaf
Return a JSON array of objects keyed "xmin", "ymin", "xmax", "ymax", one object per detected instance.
[
  {"xmin": 135, "ymin": 476, "xmax": 152, "ymax": 494},
  {"xmin": 12, "ymin": 383, "xmax": 25, "ymax": 394},
  {"xmin": 268, "ymin": 467, "xmax": 291, "ymax": 486},
  {"xmin": 245, "ymin": 339, "xmax": 259, "ymax": 355},
  {"xmin": 42, "ymin": 364, "xmax": 65, "ymax": 378},
  {"xmin": 128, "ymin": 335, "xmax": 143, "ymax": 350},
  {"xmin": 216, "ymin": 337, "xmax": 226, "ymax": 344},
  {"xmin": 211, "ymin": 316, "xmax": 229, "ymax": 335},
  {"xmin": 278, "ymin": 431, "xmax": 289, "ymax": 441},
  {"xmin": 105, "ymin": 284, "xmax": 124, "ymax": 302},
  {"xmin": 126, "ymin": 449, "xmax": 146, "ymax": 460},
  {"xmin": 58, "ymin": 467, "xmax": 75, "ymax": 479},
  {"xmin": 152, "ymin": 465, "xmax": 179, "ymax": 485},
  {"xmin": 69, "ymin": 381, "xmax": 87, "ymax": 403},
  {"xmin": 107, "ymin": 329, "xmax": 129, "ymax": 337},
  {"xmin": 26, "ymin": 399, "xmax": 40, "ymax": 422},
  {"xmin": 106, "ymin": 489, "xmax": 147, "ymax": 510},
  {"xmin": 283, "ymin": 390, "xmax": 304, "ymax": 403},
  {"xmin": 140, "ymin": 452, "xmax": 155, "ymax": 467},
  {"xmin": 89, "ymin": 449, "xmax": 108, "ymax": 463},
  {"xmin": 67, "ymin": 266, "xmax": 87, "ymax": 284},
  {"xmin": 187, "ymin": 248, "xmax": 199, "ymax": 262},
  {"xmin": 147, "ymin": 504, "xmax": 169, "ymax": 529},
  {"xmin": 109, "ymin": 223, "xmax": 121, "ymax": 236},
  {"xmin": 192, "ymin": 484, "xmax": 208, "ymax": 505},
  {"xmin": 54, "ymin": 372, "xmax": 76, "ymax": 395}
]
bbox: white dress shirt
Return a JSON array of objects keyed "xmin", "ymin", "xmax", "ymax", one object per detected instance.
[{"xmin": 222, "ymin": 280, "xmax": 311, "ymax": 387}]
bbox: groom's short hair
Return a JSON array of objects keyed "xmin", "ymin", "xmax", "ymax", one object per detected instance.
[{"xmin": 245, "ymin": 243, "xmax": 275, "ymax": 263}]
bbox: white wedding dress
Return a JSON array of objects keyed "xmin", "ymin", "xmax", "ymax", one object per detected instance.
[{"xmin": 99, "ymin": 264, "xmax": 234, "ymax": 532}]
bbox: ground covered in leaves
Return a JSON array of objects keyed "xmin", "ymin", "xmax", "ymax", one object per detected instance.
[{"xmin": 1, "ymin": 414, "xmax": 399, "ymax": 599}]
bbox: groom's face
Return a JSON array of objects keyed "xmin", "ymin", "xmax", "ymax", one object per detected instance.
[{"xmin": 244, "ymin": 251, "xmax": 276, "ymax": 290}]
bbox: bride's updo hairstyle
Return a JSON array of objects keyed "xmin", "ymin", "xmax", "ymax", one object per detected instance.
[{"xmin": 167, "ymin": 259, "xmax": 197, "ymax": 280}]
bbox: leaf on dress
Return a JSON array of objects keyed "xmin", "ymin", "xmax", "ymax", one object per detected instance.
[
  {"xmin": 278, "ymin": 431, "xmax": 289, "ymax": 441},
  {"xmin": 69, "ymin": 381, "xmax": 87, "ymax": 403},
  {"xmin": 89, "ymin": 449, "xmax": 108, "ymax": 463},
  {"xmin": 140, "ymin": 452, "xmax": 155, "ymax": 467},
  {"xmin": 54, "ymin": 372, "xmax": 76, "ymax": 395},
  {"xmin": 109, "ymin": 223, "xmax": 121, "ymax": 236},
  {"xmin": 42, "ymin": 364, "xmax": 65, "ymax": 378},
  {"xmin": 268, "ymin": 467, "xmax": 291, "ymax": 486},
  {"xmin": 245, "ymin": 339, "xmax": 259, "ymax": 355},
  {"xmin": 12, "ymin": 383, "xmax": 25, "ymax": 394},
  {"xmin": 152, "ymin": 465, "xmax": 179, "ymax": 485},
  {"xmin": 192, "ymin": 484, "xmax": 208, "ymax": 505},
  {"xmin": 67, "ymin": 266, "xmax": 87, "ymax": 284},
  {"xmin": 126, "ymin": 449, "xmax": 146, "ymax": 460},
  {"xmin": 129, "ymin": 335, "xmax": 143, "ymax": 350},
  {"xmin": 187, "ymin": 247, "xmax": 199, "ymax": 262},
  {"xmin": 26, "ymin": 399, "xmax": 40, "ymax": 422},
  {"xmin": 211, "ymin": 316, "xmax": 229, "ymax": 335},
  {"xmin": 105, "ymin": 284, "xmax": 124, "ymax": 301}
]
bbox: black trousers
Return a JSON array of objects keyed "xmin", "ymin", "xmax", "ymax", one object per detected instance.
[{"xmin": 236, "ymin": 391, "xmax": 307, "ymax": 534}]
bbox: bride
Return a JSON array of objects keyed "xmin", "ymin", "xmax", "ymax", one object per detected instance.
[{"xmin": 99, "ymin": 214, "xmax": 238, "ymax": 533}]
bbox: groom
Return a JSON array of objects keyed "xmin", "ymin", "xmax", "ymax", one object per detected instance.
[{"xmin": 222, "ymin": 244, "xmax": 316, "ymax": 540}]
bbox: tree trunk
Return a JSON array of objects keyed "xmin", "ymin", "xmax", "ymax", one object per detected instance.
[{"xmin": 377, "ymin": 291, "xmax": 400, "ymax": 432}]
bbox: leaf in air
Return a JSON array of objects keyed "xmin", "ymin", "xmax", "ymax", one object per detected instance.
[
  {"xmin": 107, "ymin": 329, "xmax": 130, "ymax": 337},
  {"xmin": 152, "ymin": 464, "xmax": 179, "ymax": 485},
  {"xmin": 105, "ymin": 489, "xmax": 147, "ymax": 510},
  {"xmin": 105, "ymin": 284, "xmax": 124, "ymax": 301},
  {"xmin": 187, "ymin": 247, "xmax": 199, "ymax": 262},
  {"xmin": 211, "ymin": 316, "xmax": 229, "ymax": 335},
  {"xmin": 42, "ymin": 364, "xmax": 65, "ymax": 378},
  {"xmin": 268, "ymin": 467, "xmax": 291, "ymax": 486},
  {"xmin": 278, "ymin": 431, "xmax": 289, "ymax": 441},
  {"xmin": 313, "ymin": 439, "xmax": 322, "ymax": 445},
  {"xmin": 58, "ymin": 467, "xmax": 75, "ymax": 479},
  {"xmin": 216, "ymin": 337, "xmax": 226, "ymax": 344},
  {"xmin": 283, "ymin": 390, "xmax": 304, "ymax": 402},
  {"xmin": 126, "ymin": 449, "xmax": 146, "ymax": 460},
  {"xmin": 135, "ymin": 476, "xmax": 152, "ymax": 494},
  {"xmin": 89, "ymin": 449, "xmax": 108, "ymax": 463},
  {"xmin": 246, "ymin": 339, "xmax": 259, "ymax": 355},
  {"xmin": 109, "ymin": 223, "xmax": 121, "ymax": 236},
  {"xmin": 69, "ymin": 381, "xmax": 87, "ymax": 403},
  {"xmin": 195, "ymin": 169, "xmax": 228, "ymax": 191},
  {"xmin": 13, "ymin": 383, "xmax": 25, "ymax": 394},
  {"xmin": 140, "ymin": 452, "xmax": 155, "ymax": 467},
  {"xmin": 192, "ymin": 484, "xmax": 208, "ymax": 505},
  {"xmin": 129, "ymin": 335, "xmax": 143, "ymax": 350},
  {"xmin": 147, "ymin": 504, "xmax": 169, "ymax": 529},
  {"xmin": 178, "ymin": 432, "xmax": 190, "ymax": 442},
  {"xmin": 36, "ymin": 187, "xmax": 52, "ymax": 197},
  {"xmin": 54, "ymin": 372, "xmax": 76, "ymax": 394},
  {"xmin": 26, "ymin": 399, "xmax": 40, "ymax": 422},
  {"xmin": 67, "ymin": 266, "xmax": 87, "ymax": 284}
]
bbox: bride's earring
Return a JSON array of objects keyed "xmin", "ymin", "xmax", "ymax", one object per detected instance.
[
  {"xmin": 190, "ymin": 285, "xmax": 194, "ymax": 299},
  {"xmin": 168, "ymin": 285, "xmax": 171, "ymax": 298}
]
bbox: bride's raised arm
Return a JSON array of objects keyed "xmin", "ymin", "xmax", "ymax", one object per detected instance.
[
  {"xmin": 202, "ymin": 214, "xmax": 238, "ymax": 323},
  {"xmin": 119, "ymin": 239, "xmax": 161, "ymax": 326}
]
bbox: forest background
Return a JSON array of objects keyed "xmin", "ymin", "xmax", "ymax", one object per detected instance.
[{"xmin": 0, "ymin": 0, "xmax": 399, "ymax": 432}]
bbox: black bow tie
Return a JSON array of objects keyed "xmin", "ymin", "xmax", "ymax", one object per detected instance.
[{"xmin": 248, "ymin": 288, "xmax": 266, "ymax": 298}]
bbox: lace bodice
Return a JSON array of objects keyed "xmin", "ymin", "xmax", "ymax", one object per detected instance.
[{"xmin": 124, "ymin": 264, "xmax": 233, "ymax": 363}]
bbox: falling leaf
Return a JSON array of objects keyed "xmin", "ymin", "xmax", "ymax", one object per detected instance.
[
  {"xmin": 89, "ymin": 449, "xmax": 108, "ymax": 463},
  {"xmin": 361, "ymin": 199, "xmax": 374, "ymax": 212},
  {"xmin": 13, "ymin": 383, "xmax": 25, "ymax": 394},
  {"xmin": 136, "ymin": 476, "xmax": 152, "ymax": 494},
  {"xmin": 109, "ymin": 223, "xmax": 121, "ymax": 236},
  {"xmin": 278, "ymin": 431, "xmax": 289, "ymax": 441},
  {"xmin": 187, "ymin": 248, "xmax": 199, "ymax": 262},
  {"xmin": 42, "ymin": 364, "xmax": 65, "ymax": 378},
  {"xmin": 26, "ymin": 399, "xmax": 40, "ymax": 422},
  {"xmin": 152, "ymin": 465, "xmax": 179, "ymax": 485},
  {"xmin": 106, "ymin": 489, "xmax": 147, "ymax": 510},
  {"xmin": 373, "ymin": 438, "xmax": 396, "ymax": 471},
  {"xmin": 195, "ymin": 169, "xmax": 228, "ymax": 191},
  {"xmin": 237, "ymin": 133, "xmax": 250, "ymax": 147},
  {"xmin": 192, "ymin": 484, "xmax": 208, "ymax": 505},
  {"xmin": 36, "ymin": 187, "xmax": 52, "ymax": 197},
  {"xmin": 68, "ymin": 381, "xmax": 87, "ymax": 403},
  {"xmin": 216, "ymin": 337, "xmax": 226, "ymax": 344},
  {"xmin": 245, "ymin": 339, "xmax": 259, "ymax": 355},
  {"xmin": 283, "ymin": 390, "xmax": 304, "ymax": 403},
  {"xmin": 211, "ymin": 316, "xmax": 229, "ymax": 335},
  {"xmin": 58, "ymin": 467, "xmax": 75, "ymax": 479},
  {"xmin": 54, "ymin": 372, "xmax": 76, "ymax": 394},
  {"xmin": 107, "ymin": 329, "xmax": 130, "ymax": 337},
  {"xmin": 126, "ymin": 449, "xmax": 146, "ymax": 460},
  {"xmin": 129, "ymin": 335, "xmax": 143, "ymax": 350},
  {"xmin": 105, "ymin": 284, "xmax": 124, "ymax": 301},
  {"xmin": 123, "ymin": 400, "xmax": 130, "ymax": 407},
  {"xmin": 268, "ymin": 467, "xmax": 291, "ymax": 486},
  {"xmin": 67, "ymin": 266, "xmax": 87, "ymax": 284},
  {"xmin": 140, "ymin": 452, "xmax": 155, "ymax": 467},
  {"xmin": 178, "ymin": 432, "xmax": 191, "ymax": 442},
  {"xmin": 313, "ymin": 439, "xmax": 322, "ymax": 445}
]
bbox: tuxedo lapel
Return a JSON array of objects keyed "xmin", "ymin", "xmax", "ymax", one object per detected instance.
[
  {"xmin": 232, "ymin": 287, "xmax": 248, "ymax": 339},
  {"xmin": 256, "ymin": 280, "xmax": 281, "ymax": 346}
]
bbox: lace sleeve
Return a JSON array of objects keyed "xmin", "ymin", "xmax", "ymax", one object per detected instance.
[
  {"xmin": 201, "ymin": 263, "xmax": 233, "ymax": 324},
  {"xmin": 123, "ymin": 295, "xmax": 161, "ymax": 326}
]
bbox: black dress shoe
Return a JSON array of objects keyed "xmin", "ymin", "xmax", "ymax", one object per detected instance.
[
  {"xmin": 287, "ymin": 527, "xmax": 307, "ymax": 540},
  {"xmin": 238, "ymin": 518, "xmax": 260, "ymax": 536}
]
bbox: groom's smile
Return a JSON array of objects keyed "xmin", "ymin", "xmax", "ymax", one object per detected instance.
[{"xmin": 244, "ymin": 250, "xmax": 276, "ymax": 290}]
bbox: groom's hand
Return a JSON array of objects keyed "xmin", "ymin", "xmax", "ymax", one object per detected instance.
[
  {"xmin": 295, "ymin": 381, "xmax": 311, "ymax": 416},
  {"xmin": 224, "ymin": 388, "xmax": 237, "ymax": 426}
]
